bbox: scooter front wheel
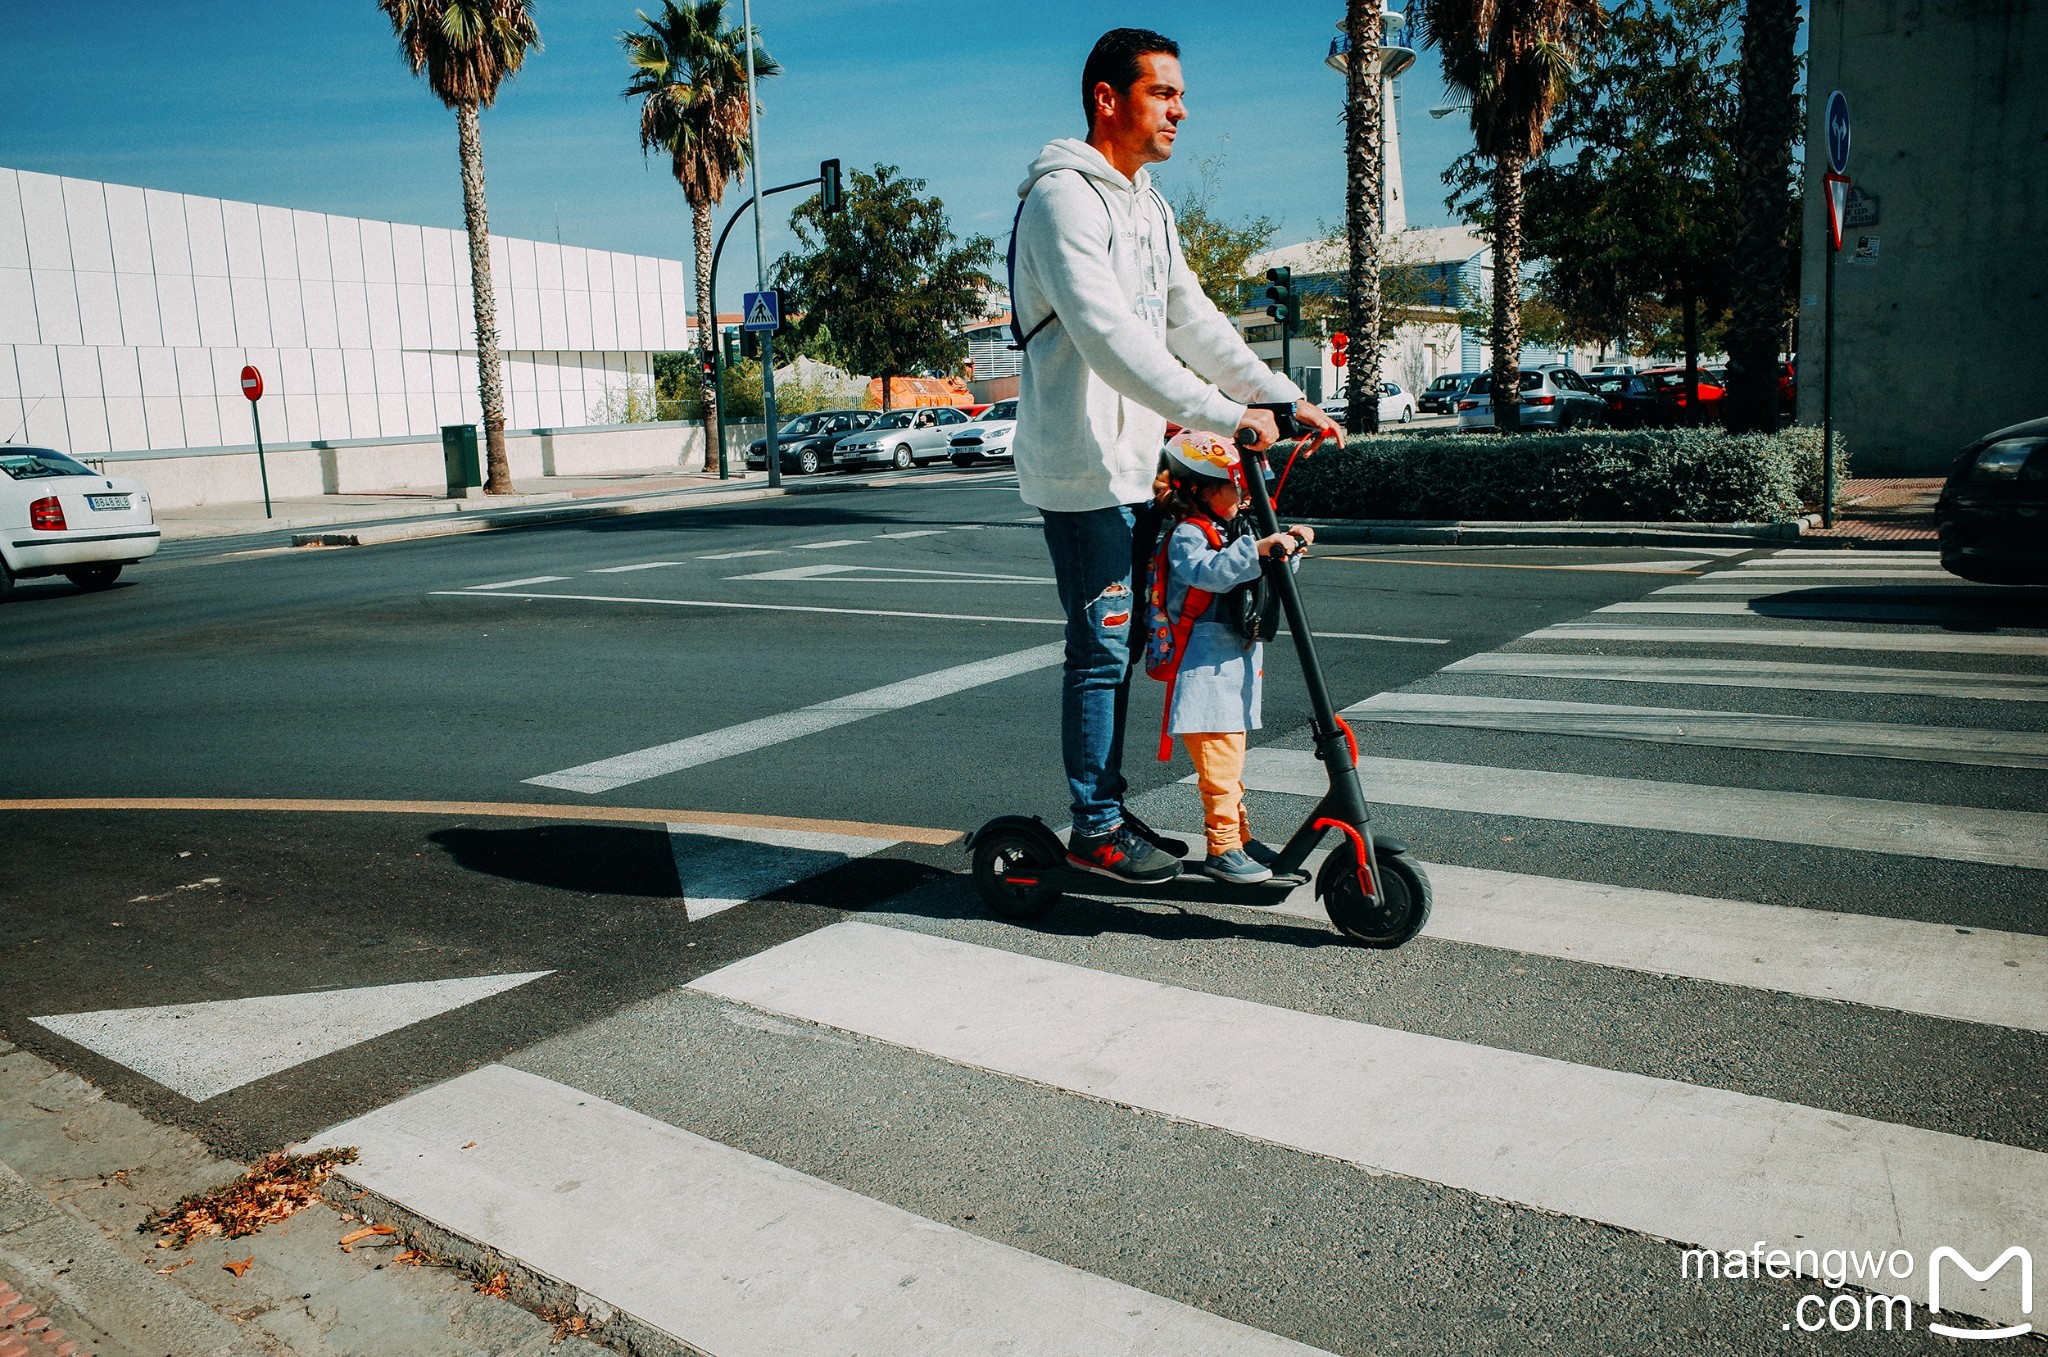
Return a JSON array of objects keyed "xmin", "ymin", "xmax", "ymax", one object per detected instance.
[
  {"xmin": 1318, "ymin": 843, "xmax": 1431, "ymax": 948},
  {"xmin": 971, "ymin": 824, "xmax": 1065, "ymax": 921}
]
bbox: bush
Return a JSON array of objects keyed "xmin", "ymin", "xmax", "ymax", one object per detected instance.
[{"xmin": 1277, "ymin": 426, "xmax": 1848, "ymax": 523}]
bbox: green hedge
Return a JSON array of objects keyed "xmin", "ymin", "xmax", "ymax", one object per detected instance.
[{"xmin": 1277, "ymin": 426, "xmax": 1847, "ymax": 523}]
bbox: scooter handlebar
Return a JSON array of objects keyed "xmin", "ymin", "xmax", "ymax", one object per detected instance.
[{"xmin": 1233, "ymin": 402, "xmax": 1304, "ymax": 449}]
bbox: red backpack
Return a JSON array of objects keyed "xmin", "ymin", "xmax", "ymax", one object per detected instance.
[{"xmin": 1142, "ymin": 515, "xmax": 1226, "ymax": 761}]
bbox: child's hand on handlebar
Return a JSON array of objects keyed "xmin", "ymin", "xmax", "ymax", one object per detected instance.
[{"xmin": 1256, "ymin": 524, "xmax": 1315, "ymax": 558}]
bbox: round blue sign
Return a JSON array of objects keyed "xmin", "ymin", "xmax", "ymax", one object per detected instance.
[{"xmin": 1825, "ymin": 90, "xmax": 1851, "ymax": 174}]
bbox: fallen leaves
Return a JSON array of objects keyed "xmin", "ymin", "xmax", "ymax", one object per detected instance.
[
  {"xmin": 475, "ymin": 1272, "xmax": 510, "ymax": 1299},
  {"xmin": 141, "ymin": 1146, "xmax": 360, "ymax": 1247},
  {"xmin": 392, "ymin": 1249, "xmax": 430, "ymax": 1266},
  {"xmin": 155, "ymin": 1258, "xmax": 196, "ymax": 1276},
  {"xmin": 337, "ymin": 1223, "xmax": 397, "ymax": 1252},
  {"xmin": 222, "ymin": 1256, "xmax": 254, "ymax": 1278}
]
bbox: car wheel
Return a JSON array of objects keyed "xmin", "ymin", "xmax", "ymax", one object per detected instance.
[
  {"xmin": 952, "ymin": 452, "xmax": 978, "ymax": 468},
  {"xmin": 798, "ymin": 448, "xmax": 820, "ymax": 475},
  {"xmin": 1399, "ymin": 405, "xmax": 1413, "ymax": 423},
  {"xmin": 892, "ymin": 444, "xmax": 914, "ymax": 470},
  {"xmin": 64, "ymin": 563, "xmax": 122, "ymax": 591},
  {"xmin": 0, "ymin": 560, "xmax": 14, "ymax": 602}
]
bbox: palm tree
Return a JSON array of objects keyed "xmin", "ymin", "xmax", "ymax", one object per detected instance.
[
  {"xmin": 622, "ymin": 0, "xmax": 777, "ymax": 461},
  {"xmin": 377, "ymin": 0, "xmax": 540, "ymax": 495},
  {"xmin": 1343, "ymin": 0, "xmax": 1385, "ymax": 435},
  {"xmin": 1415, "ymin": 0, "xmax": 1602, "ymax": 432},
  {"xmin": 1722, "ymin": 0, "xmax": 1802, "ymax": 433}
]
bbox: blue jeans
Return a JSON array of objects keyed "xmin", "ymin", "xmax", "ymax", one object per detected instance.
[{"xmin": 1041, "ymin": 503, "xmax": 1162, "ymax": 837}]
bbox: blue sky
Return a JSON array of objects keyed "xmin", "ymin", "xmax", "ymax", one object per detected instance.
[{"xmin": 0, "ymin": 1, "xmax": 1476, "ymax": 311}]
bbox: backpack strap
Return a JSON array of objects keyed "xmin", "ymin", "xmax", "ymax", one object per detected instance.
[
  {"xmin": 1148, "ymin": 516, "xmax": 1227, "ymax": 762},
  {"xmin": 1008, "ymin": 173, "xmax": 1118, "ymax": 352}
]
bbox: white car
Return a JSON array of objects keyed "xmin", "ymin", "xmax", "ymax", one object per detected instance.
[
  {"xmin": 1, "ymin": 446, "xmax": 160, "ymax": 598},
  {"xmin": 1377, "ymin": 381, "xmax": 1417, "ymax": 424},
  {"xmin": 833, "ymin": 406, "xmax": 974, "ymax": 469},
  {"xmin": 948, "ymin": 398, "xmax": 1018, "ymax": 466}
]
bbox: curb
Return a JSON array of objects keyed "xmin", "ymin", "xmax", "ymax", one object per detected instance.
[
  {"xmin": 291, "ymin": 479, "xmax": 871, "ymax": 548},
  {"xmin": 1296, "ymin": 518, "xmax": 1809, "ymax": 548}
]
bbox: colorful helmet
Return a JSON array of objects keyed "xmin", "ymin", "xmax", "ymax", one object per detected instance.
[{"xmin": 1161, "ymin": 429, "xmax": 1246, "ymax": 487}]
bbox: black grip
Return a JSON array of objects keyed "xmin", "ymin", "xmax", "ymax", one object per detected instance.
[{"xmin": 1232, "ymin": 401, "xmax": 1302, "ymax": 448}]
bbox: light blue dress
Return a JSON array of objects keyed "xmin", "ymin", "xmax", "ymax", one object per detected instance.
[{"xmin": 1163, "ymin": 522, "xmax": 1265, "ymax": 736}]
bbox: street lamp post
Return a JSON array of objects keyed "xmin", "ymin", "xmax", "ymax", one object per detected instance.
[{"xmin": 740, "ymin": 0, "xmax": 779, "ymax": 488}]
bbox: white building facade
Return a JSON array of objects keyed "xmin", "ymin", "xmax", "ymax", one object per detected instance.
[{"xmin": 0, "ymin": 167, "xmax": 696, "ymax": 457}]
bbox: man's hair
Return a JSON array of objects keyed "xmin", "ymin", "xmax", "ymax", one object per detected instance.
[{"xmin": 1082, "ymin": 28, "xmax": 1178, "ymax": 132}]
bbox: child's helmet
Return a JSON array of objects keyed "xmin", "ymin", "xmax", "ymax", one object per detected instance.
[{"xmin": 1162, "ymin": 429, "xmax": 1251, "ymax": 489}]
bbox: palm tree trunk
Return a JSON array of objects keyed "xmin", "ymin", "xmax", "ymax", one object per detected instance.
[
  {"xmin": 1723, "ymin": 0, "xmax": 1802, "ymax": 433},
  {"xmin": 1344, "ymin": 0, "xmax": 1384, "ymax": 436},
  {"xmin": 691, "ymin": 199, "xmax": 718, "ymax": 470},
  {"xmin": 881, "ymin": 374, "xmax": 891, "ymax": 412},
  {"xmin": 1489, "ymin": 154, "xmax": 1525, "ymax": 434},
  {"xmin": 456, "ymin": 103, "xmax": 512, "ymax": 494}
]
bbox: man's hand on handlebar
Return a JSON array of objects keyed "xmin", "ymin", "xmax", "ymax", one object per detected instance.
[
  {"xmin": 1293, "ymin": 400, "xmax": 1340, "ymax": 445},
  {"xmin": 1235, "ymin": 407, "xmax": 1280, "ymax": 451}
]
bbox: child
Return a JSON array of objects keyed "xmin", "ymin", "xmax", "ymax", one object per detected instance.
[{"xmin": 1145, "ymin": 431, "xmax": 1315, "ymax": 884}]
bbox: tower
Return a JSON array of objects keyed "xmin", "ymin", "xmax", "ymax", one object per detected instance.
[{"xmin": 1326, "ymin": 7, "xmax": 1415, "ymax": 234}]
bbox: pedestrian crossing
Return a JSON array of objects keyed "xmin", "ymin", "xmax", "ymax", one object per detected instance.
[{"xmin": 309, "ymin": 546, "xmax": 2046, "ymax": 1351}]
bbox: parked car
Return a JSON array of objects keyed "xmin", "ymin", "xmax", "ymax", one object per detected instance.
[
  {"xmin": 948, "ymin": 398, "xmax": 1019, "ymax": 466},
  {"xmin": 1588, "ymin": 363, "xmax": 1637, "ymax": 378},
  {"xmin": 833, "ymin": 406, "xmax": 975, "ymax": 469},
  {"xmin": 1419, "ymin": 372, "xmax": 1479, "ymax": 414},
  {"xmin": 1589, "ymin": 373, "xmax": 1660, "ymax": 429},
  {"xmin": 1936, "ymin": 415, "xmax": 2048, "ymax": 585},
  {"xmin": 1455, "ymin": 367, "xmax": 1607, "ymax": 431},
  {"xmin": 1637, "ymin": 367, "xmax": 1727, "ymax": 422},
  {"xmin": 0, "ymin": 446, "xmax": 160, "ymax": 598},
  {"xmin": 1377, "ymin": 381, "xmax": 1417, "ymax": 424},
  {"xmin": 745, "ymin": 409, "xmax": 877, "ymax": 475}
]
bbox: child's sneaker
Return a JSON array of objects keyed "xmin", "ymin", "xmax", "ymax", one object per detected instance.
[
  {"xmin": 1067, "ymin": 825, "xmax": 1182, "ymax": 883},
  {"xmin": 1243, "ymin": 838, "xmax": 1281, "ymax": 868},
  {"xmin": 1203, "ymin": 848, "xmax": 1273, "ymax": 884}
]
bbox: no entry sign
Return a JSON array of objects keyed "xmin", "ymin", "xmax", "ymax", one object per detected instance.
[{"xmin": 240, "ymin": 365, "xmax": 264, "ymax": 402}]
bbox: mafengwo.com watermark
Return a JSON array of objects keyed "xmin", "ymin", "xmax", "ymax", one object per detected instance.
[{"xmin": 1682, "ymin": 1243, "xmax": 2033, "ymax": 1339}]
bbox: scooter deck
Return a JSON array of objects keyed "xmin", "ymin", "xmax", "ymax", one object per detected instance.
[{"xmin": 1030, "ymin": 862, "xmax": 1311, "ymax": 908}]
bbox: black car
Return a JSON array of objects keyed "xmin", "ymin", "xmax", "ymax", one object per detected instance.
[
  {"xmin": 1589, "ymin": 374, "xmax": 1660, "ymax": 429},
  {"xmin": 745, "ymin": 409, "xmax": 877, "ymax": 475},
  {"xmin": 1419, "ymin": 371, "xmax": 1479, "ymax": 414},
  {"xmin": 1936, "ymin": 415, "xmax": 2048, "ymax": 584}
]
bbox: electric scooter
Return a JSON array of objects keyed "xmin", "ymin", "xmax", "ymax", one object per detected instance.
[{"xmin": 965, "ymin": 405, "xmax": 1432, "ymax": 949}]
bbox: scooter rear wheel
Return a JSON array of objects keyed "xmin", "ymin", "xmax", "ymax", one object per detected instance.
[
  {"xmin": 972, "ymin": 825, "xmax": 1064, "ymax": 921},
  {"xmin": 1318, "ymin": 844, "xmax": 1431, "ymax": 948}
]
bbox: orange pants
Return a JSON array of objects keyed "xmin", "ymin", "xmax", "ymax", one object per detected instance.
[{"xmin": 1180, "ymin": 731, "xmax": 1252, "ymax": 856}]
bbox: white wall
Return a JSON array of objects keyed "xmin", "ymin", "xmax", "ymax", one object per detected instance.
[{"xmin": 0, "ymin": 168, "xmax": 696, "ymax": 456}]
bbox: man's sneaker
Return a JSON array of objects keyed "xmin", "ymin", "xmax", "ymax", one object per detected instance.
[
  {"xmin": 1120, "ymin": 806, "xmax": 1191, "ymax": 859},
  {"xmin": 1067, "ymin": 825, "xmax": 1182, "ymax": 883},
  {"xmin": 1202, "ymin": 848, "xmax": 1273, "ymax": 884},
  {"xmin": 1243, "ymin": 838, "xmax": 1281, "ymax": 868}
]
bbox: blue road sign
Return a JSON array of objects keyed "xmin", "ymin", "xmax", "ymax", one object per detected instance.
[
  {"xmin": 1825, "ymin": 91, "xmax": 1851, "ymax": 175},
  {"xmin": 742, "ymin": 290, "xmax": 781, "ymax": 332}
]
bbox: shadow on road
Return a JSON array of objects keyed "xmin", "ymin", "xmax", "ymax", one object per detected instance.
[{"xmin": 430, "ymin": 823, "xmax": 683, "ymax": 898}]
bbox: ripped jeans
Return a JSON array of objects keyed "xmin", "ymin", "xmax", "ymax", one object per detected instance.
[{"xmin": 1041, "ymin": 502, "xmax": 1163, "ymax": 838}]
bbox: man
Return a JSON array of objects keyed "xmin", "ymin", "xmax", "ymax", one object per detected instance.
[{"xmin": 1009, "ymin": 27, "xmax": 1338, "ymax": 884}]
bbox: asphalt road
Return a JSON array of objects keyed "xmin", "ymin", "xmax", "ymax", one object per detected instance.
[{"xmin": 4, "ymin": 461, "xmax": 2045, "ymax": 1355}]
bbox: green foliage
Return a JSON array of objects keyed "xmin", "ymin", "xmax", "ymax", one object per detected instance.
[
  {"xmin": 1280, "ymin": 426, "xmax": 1845, "ymax": 523},
  {"xmin": 379, "ymin": 0, "xmax": 540, "ymax": 111},
  {"xmin": 773, "ymin": 165, "xmax": 998, "ymax": 397},
  {"xmin": 620, "ymin": 0, "xmax": 773, "ymax": 208},
  {"xmin": 1164, "ymin": 157, "xmax": 1278, "ymax": 316},
  {"xmin": 587, "ymin": 363, "xmax": 678, "ymax": 424}
]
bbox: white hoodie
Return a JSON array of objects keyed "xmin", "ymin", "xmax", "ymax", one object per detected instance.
[{"xmin": 1009, "ymin": 138, "xmax": 1302, "ymax": 512}]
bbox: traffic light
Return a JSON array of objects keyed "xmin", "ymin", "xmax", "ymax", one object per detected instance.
[
  {"xmin": 722, "ymin": 326, "xmax": 740, "ymax": 367},
  {"xmin": 1330, "ymin": 330, "xmax": 1349, "ymax": 368},
  {"xmin": 819, "ymin": 158, "xmax": 843, "ymax": 214},
  {"xmin": 1263, "ymin": 266, "xmax": 1294, "ymax": 330},
  {"xmin": 699, "ymin": 347, "xmax": 716, "ymax": 382},
  {"xmin": 740, "ymin": 329, "xmax": 760, "ymax": 361}
]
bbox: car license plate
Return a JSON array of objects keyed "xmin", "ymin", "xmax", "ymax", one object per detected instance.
[{"xmin": 87, "ymin": 494, "xmax": 131, "ymax": 511}]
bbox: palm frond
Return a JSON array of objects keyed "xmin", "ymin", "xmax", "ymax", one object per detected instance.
[{"xmin": 618, "ymin": 0, "xmax": 776, "ymax": 209}]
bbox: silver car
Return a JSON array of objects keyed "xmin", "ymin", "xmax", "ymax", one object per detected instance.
[
  {"xmin": 1455, "ymin": 366, "xmax": 1608, "ymax": 431},
  {"xmin": 833, "ymin": 406, "xmax": 974, "ymax": 469},
  {"xmin": 948, "ymin": 399, "xmax": 1018, "ymax": 466}
]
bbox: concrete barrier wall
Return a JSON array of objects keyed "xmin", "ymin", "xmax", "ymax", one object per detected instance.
[{"xmin": 95, "ymin": 421, "xmax": 774, "ymax": 508}]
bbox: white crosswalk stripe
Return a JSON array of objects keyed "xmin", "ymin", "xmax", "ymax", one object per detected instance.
[{"xmin": 314, "ymin": 548, "xmax": 2046, "ymax": 1350}]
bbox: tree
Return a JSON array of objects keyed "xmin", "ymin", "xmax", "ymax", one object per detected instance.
[
  {"xmin": 1415, "ymin": 0, "xmax": 1604, "ymax": 432},
  {"xmin": 1722, "ymin": 0, "xmax": 1803, "ymax": 431},
  {"xmin": 772, "ymin": 165, "xmax": 997, "ymax": 411},
  {"xmin": 1343, "ymin": 0, "xmax": 1385, "ymax": 434},
  {"xmin": 622, "ymin": 0, "xmax": 777, "ymax": 466},
  {"xmin": 1166, "ymin": 156, "xmax": 1277, "ymax": 316},
  {"xmin": 377, "ymin": 0, "xmax": 540, "ymax": 494}
]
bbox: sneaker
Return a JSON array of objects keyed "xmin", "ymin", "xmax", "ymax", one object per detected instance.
[
  {"xmin": 1242, "ymin": 838, "xmax": 1281, "ymax": 868},
  {"xmin": 1119, "ymin": 806, "xmax": 1191, "ymax": 859},
  {"xmin": 1067, "ymin": 824, "xmax": 1182, "ymax": 883},
  {"xmin": 1202, "ymin": 848, "xmax": 1273, "ymax": 885}
]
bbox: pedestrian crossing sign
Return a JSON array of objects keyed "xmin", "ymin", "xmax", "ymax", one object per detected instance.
[{"xmin": 742, "ymin": 290, "xmax": 780, "ymax": 331}]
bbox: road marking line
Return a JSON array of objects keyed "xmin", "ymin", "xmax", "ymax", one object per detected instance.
[
  {"xmin": 670, "ymin": 822, "xmax": 898, "ymax": 921},
  {"xmin": 731, "ymin": 563, "xmax": 1055, "ymax": 585},
  {"xmin": 872, "ymin": 529, "xmax": 949, "ymax": 539},
  {"xmin": 1317, "ymin": 556, "xmax": 1702, "ymax": 575},
  {"xmin": 1767, "ymin": 549, "xmax": 1939, "ymax": 559},
  {"xmin": 793, "ymin": 538, "xmax": 867, "ymax": 549},
  {"xmin": 690, "ymin": 922, "xmax": 2045, "ymax": 1331},
  {"xmin": 1234, "ymin": 749, "xmax": 2048, "ymax": 869},
  {"xmin": 1596, "ymin": 600, "xmax": 2029, "ymax": 621},
  {"xmin": 1345, "ymin": 692, "xmax": 2048, "ymax": 768},
  {"xmin": 1564, "ymin": 559, "xmax": 1712, "ymax": 572},
  {"xmin": 471, "ymin": 576, "xmax": 568, "ymax": 589},
  {"xmin": 34, "ymin": 972, "xmax": 551, "ymax": 1101},
  {"xmin": 1652, "ymin": 582, "xmax": 1981, "ymax": 597},
  {"xmin": 312, "ymin": 1066, "xmax": 1329, "ymax": 1357},
  {"xmin": 697, "ymin": 549, "xmax": 778, "ymax": 560},
  {"xmin": 1733, "ymin": 566, "xmax": 1953, "ymax": 577},
  {"xmin": 1530, "ymin": 623, "xmax": 2048, "ymax": 656},
  {"xmin": 0, "ymin": 797, "xmax": 961, "ymax": 845},
  {"xmin": 525, "ymin": 642, "xmax": 1067, "ymax": 793},
  {"xmin": 1442, "ymin": 651, "xmax": 2048, "ymax": 701},
  {"xmin": 434, "ymin": 590, "xmax": 1065, "ymax": 627},
  {"xmin": 588, "ymin": 561, "xmax": 683, "ymax": 573},
  {"xmin": 1301, "ymin": 630, "xmax": 1451, "ymax": 644}
]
